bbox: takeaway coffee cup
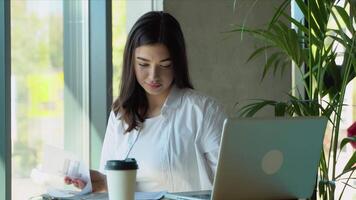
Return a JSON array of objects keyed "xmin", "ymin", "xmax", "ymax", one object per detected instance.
[{"xmin": 105, "ymin": 158, "xmax": 138, "ymax": 200}]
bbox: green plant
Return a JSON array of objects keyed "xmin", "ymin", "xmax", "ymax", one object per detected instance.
[{"xmin": 232, "ymin": 0, "xmax": 356, "ymax": 199}]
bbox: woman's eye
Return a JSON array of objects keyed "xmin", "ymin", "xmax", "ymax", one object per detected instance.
[
  {"xmin": 160, "ymin": 64, "xmax": 171, "ymax": 69},
  {"xmin": 139, "ymin": 63, "xmax": 149, "ymax": 67}
]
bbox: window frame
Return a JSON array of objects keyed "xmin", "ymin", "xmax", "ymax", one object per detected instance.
[
  {"xmin": 291, "ymin": 0, "xmax": 306, "ymax": 99},
  {"xmin": 0, "ymin": 0, "xmax": 11, "ymax": 199},
  {"xmin": 88, "ymin": 0, "xmax": 113, "ymax": 169},
  {"xmin": 63, "ymin": 0, "xmax": 91, "ymax": 164}
]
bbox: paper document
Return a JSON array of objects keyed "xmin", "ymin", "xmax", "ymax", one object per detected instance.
[
  {"xmin": 36, "ymin": 146, "xmax": 166, "ymax": 200},
  {"xmin": 31, "ymin": 145, "xmax": 92, "ymax": 198}
]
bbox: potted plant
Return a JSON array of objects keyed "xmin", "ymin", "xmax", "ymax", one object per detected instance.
[{"xmin": 231, "ymin": 0, "xmax": 356, "ymax": 199}]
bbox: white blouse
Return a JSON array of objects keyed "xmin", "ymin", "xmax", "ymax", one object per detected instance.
[{"xmin": 99, "ymin": 86, "xmax": 227, "ymax": 192}]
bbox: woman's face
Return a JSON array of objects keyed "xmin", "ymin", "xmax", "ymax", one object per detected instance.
[{"xmin": 134, "ymin": 43, "xmax": 174, "ymax": 97}]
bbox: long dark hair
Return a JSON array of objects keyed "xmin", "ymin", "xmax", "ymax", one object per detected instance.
[{"xmin": 112, "ymin": 11, "xmax": 193, "ymax": 133}]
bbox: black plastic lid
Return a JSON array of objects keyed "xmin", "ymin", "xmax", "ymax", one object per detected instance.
[{"xmin": 105, "ymin": 158, "xmax": 138, "ymax": 170}]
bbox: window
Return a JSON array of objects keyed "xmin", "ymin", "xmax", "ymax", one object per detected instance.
[
  {"xmin": 326, "ymin": 1, "xmax": 356, "ymax": 198},
  {"xmin": 3, "ymin": 0, "xmax": 162, "ymax": 199},
  {"xmin": 11, "ymin": 1, "xmax": 89, "ymax": 199}
]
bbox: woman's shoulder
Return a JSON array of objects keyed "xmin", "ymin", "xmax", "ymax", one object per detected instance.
[
  {"xmin": 180, "ymin": 88, "xmax": 223, "ymax": 111},
  {"xmin": 106, "ymin": 110, "xmax": 130, "ymax": 136},
  {"xmin": 109, "ymin": 110, "xmax": 121, "ymax": 120},
  {"xmin": 108, "ymin": 110, "xmax": 125, "ymax": 127},
  {"xmin": 178, "ymin": 88, "xmax": 227, "ymax": 125},
  {"xmin": 182, "ymin": 88, "xmax": 217, "ymax": 103}
]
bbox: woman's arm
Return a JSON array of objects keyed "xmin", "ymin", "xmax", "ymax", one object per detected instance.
[{"xmin": 200, "ymin": 100, "xmax": 227, "ymax": 177}]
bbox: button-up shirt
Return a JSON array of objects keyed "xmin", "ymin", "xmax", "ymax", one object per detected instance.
[{"xmin": 99, "ymin": 86, "xmax": 227, "ymax": 192}]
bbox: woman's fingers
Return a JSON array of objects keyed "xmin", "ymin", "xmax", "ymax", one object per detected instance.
[
  {"xmin": 64, "ymin": 176, "xmax": 72, "ymax": 184},
  {"xmin": 72, "ymin": 179, "xmax": 86, "ymax": 189},
  {"xmin": 64, "ymin": 176, "xmax": 86, "ymax": 189},
  {"xmin": 65, "ymin": 170, "xmax": 106, "ymax": 192}
]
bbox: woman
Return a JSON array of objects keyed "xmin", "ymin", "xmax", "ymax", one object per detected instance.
[{"xmin": 65, "ymin": 11, "xmax": 227, "ymax": 193}]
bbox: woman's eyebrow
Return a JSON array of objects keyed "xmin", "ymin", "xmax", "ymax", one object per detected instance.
[
  {"xmin": 136, "ymin": 57, "xmax": 150, "ymax": 61},
  {"xmin": 136, "ymin": 57, "xmax": 171, "ymax": 62},
  {"xmin": 160, "ymin": 58, "xmax": 171, "ymax": 62}
]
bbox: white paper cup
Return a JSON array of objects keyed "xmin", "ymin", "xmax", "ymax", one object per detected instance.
[{"xmin": 105, "ymin": 159, "xmax": 138, "ymax": 200}]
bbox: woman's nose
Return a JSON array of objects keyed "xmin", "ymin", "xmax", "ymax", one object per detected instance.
[{"xmin": 149, "ymin": 66, "xmax": 160, "ymax": 80}]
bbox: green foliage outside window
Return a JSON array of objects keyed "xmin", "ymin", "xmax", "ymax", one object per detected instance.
[
  {"xmin": 112, "ymin": 0, "xmax": 127, "ymax": 99},
  {"xmin": 11, "ymin": 0, "xmax": 63, "ymax": 178}
]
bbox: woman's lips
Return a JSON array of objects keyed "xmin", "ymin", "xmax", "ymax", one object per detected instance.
[{"xmin": 147, "ymin": 82, "xmax": 161, "ymax": 89}]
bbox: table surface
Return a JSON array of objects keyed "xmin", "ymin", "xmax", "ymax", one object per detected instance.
[
  {"xmin": 42, "ymin": 192, "xmax": 302, "ymax": 200},
  {"xmin": 42, "ymin": 192, "xmax": 171, "ymax": 200}
]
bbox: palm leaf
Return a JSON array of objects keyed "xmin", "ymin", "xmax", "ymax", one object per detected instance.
[
  {"xmin": 341, "ymin": 152, "xmax": 356, "ymax": 176},
  {"xmin": 247, "ymin": 45, "xmax": 273, "ymax": 63},
  {"xmin": 238, "ymin": 99, "xmax": 277, "ymax": 117},
  {"xmin": 333, "ymin": 5, "xmax": 354, "ymax": 35},
  {"xmin": 261, "ymin": 52, "xmax": 283, "ymax": 80},
  {"xmin": 339, "ymin": 136, "xmax": 356, "ymax": 151},
  {"xmin": 267, "ymin": 0, "xmax": 290, "ymax": 29}
]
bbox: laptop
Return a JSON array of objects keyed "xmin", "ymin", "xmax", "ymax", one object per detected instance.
[{"xmin": 164, "ymin": 117, "xmax": 328, "ymax": 200}]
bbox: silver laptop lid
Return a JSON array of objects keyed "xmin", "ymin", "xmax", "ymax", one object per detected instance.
[{"xmin": 212, "ymin": 117, "xmax": 327, "ymax": 200}]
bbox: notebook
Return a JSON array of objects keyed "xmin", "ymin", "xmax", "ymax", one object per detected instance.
[{"xmin": 164, "ymin": 117, "xmax": 327, "ymax": 200}]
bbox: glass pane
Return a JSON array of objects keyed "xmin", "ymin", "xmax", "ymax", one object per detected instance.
[
  {"xmin": 322, "ymin": 0, "xmax": 356, "ymax": 199},
  {"xmin": 11, "ymin": 1, "xmax": 89, "ymax": 199},
  {"xmin": 11, "ymin": 1, "xmax": 64, "ymax": 198},
  {"xmin": 112, "ymin": 0, "xmax": 127, "ymax": 99},
  {"xmin": 334, "ymin": 80, "xmax": 356, "ymax": 199}
]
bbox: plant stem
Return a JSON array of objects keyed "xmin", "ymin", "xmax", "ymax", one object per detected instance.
[{"xmin": 338, "ymin": 170, "xmax": 355, "ymax": 200}]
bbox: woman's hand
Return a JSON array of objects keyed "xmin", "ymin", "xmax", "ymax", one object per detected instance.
[
  {"xmin": 64, "ymin": 170, "xmax": 107, "ymax": 192},
  {"xmin": 64, "ymin": 176, "xmax": 86, "ymax": 189}
]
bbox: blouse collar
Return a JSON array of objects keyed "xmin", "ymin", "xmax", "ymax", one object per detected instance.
[{"xmin": 161, "ymin": 85, "xmax": 184, "ymax": 115}]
